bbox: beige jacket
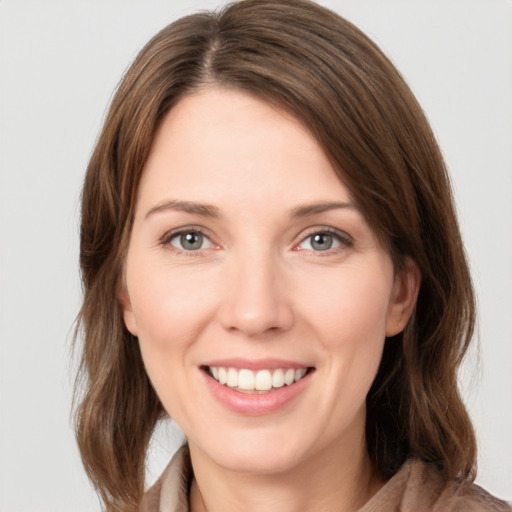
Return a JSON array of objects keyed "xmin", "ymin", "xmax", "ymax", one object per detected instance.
[{"xmin": 141, "ymin": 445, "xmax": 511, "ymax": 512}]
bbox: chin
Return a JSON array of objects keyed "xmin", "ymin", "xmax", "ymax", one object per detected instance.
[
  {"xmin": 192, "ymin": 427, "xmax": 314, "ymax": 475},
  {"xmin": 217, "ymin": 448, "xmax": 304, "ymax": 475}
]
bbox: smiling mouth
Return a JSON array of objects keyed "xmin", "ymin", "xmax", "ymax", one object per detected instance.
[{"xmin": 202, "ymin": 366, "xmax": 313, "ymax": 394}]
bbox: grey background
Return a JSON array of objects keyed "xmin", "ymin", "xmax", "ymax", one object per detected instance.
[{"xmin": 1, "ymin": 1, "xmax": 511, "ymax": 510}]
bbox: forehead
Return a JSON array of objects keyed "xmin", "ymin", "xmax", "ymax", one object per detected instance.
[{"xmin": 138, "ymin": 87, "xmax": 353, "ymax": 213}]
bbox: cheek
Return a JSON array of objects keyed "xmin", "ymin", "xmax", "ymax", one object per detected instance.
[
  {"xmin": 124, "ymin": 256, "xmax": 220, "ymax": 405},
  {"xmin": 299, "ymin": 265, "xmax": 393, "ymax": 349},
  {"xmin": 127, "ymin": 260, "xmax": 217, "ymax": 347},
  {"xmin": 126, "ymin": 261, "xmax": 222, "ymax": 419},
  {"xmin": 298, "ymin": 265, "xmax": 393, "ymax": 410}
]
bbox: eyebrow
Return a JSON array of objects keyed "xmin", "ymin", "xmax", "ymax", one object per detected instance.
[
  {"xmin": 145, "ymin": 199, "xmax": 356, "ymax": 220},
  {"xmin": 290, "ymin": 201, "xmax": 357, "ymax": 218},
  {"xmin": 145, "ymin": 200, "xmax": 221, "ymax": 219}
]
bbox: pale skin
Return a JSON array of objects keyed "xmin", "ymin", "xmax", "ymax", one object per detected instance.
[{"xmin": 120, "ymin": 87, "xmax": 420, "ymax": 512}]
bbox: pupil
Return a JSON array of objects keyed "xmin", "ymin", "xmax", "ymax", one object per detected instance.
[
  {"xmin": 181, "ymin": 232, "xmax": 202, "ymax": 250},
  {"xmin": 312, "ymin": 233, "xmax": 332, "ymax": 251}
]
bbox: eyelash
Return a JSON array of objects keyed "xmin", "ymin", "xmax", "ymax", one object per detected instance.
[
  {"xmin": 159, "ymin": 226, "xmax": 354, "ymax": 256},
  {"xmin": 295, "ymin": 227, "xmax": 354, "ymax": 255},
  {"xmin": 160, "ymin": 227, "xmax": 216, "ymax": 256}
]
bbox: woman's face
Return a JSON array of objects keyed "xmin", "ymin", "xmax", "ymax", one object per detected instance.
[{"xmin": 121, "ymin": 87, "xmax": 418, "ymax": 474}]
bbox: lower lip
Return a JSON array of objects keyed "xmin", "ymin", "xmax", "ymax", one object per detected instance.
[{"xmin": 202, "ymin": 369, "xmax": 313, "ymax": 416}]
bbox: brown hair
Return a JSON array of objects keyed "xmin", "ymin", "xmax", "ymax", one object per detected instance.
[{"xmin": 75, "ymin": 1, "xmax": 476, "ymax": 510}]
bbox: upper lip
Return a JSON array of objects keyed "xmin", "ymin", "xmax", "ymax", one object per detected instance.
[{"xmin": 201, "ymin": 358, "xmax": 312, "ymax": 371}]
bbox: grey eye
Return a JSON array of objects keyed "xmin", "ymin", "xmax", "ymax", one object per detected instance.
[
  {"xmin": 298, "ymin": 232, "xmax": 342, "ymax": 252},
  {"xmin": 310, "ymin": 233, "xmax": 334, "ymax": 251},
  {"xmin": 181, "ymin": 232, "xmax": 203, "ymax": 250},
  {"xmin": 170, "ymin": 231, "xmax": 212, "ymax": 251}
]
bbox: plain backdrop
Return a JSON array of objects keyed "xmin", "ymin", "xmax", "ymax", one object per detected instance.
[{"xmin": 0, "ymin": 1, "xmax": 511, "ymax": 510}]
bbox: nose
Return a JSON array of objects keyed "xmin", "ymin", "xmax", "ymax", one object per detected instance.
[{"xmin": 217, "ymin": 249, "xmax": 295, "ymax": 337}]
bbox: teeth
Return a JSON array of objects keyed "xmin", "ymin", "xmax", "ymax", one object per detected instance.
[
  {"xmin": 208, "ymin": 366, "xmax": 309, "ymax": 391},
  {"xmin": 272, "ymin": 369, "xmax": 285, "ymax": 388},
  {"xmin": 238, "ymin": 369, "xmax": 254, "ymax": 390},
  {"xmin": 295, "ymin": 368, "xmax": 307, "ymax": 380},
  {"xmin": 255, "ymin": 370, "xmax": 272, "ymax": 391},
  {"xmin": 227, "ymin": 368, "xmax": 238, "ymax": 388},
  {"xmin": 284, "ymin": 368, "xmax": 295, "ymax": 385}
]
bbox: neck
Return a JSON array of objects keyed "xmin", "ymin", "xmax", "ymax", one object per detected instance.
[{"xmin": 189, "ymin": 431, "xmax": 383, "ymax": 512}]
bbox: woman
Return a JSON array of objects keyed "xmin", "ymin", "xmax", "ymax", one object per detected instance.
[{"xmin": 74, "ymin": 1, "xmax": 510, "ymax": 511}]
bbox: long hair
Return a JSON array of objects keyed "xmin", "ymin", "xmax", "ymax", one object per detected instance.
[{"xmin": 75, "ymin": 1, "xmax": 476, "ymax": 510}]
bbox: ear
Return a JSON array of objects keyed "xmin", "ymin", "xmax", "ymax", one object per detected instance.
[
  {"xmin": 385, "ymin": 257, "xmax": 421, "ymax": 337},
  {"xmin": 117, "ymin": 280, "xmax": 138, "ymax": 336}
]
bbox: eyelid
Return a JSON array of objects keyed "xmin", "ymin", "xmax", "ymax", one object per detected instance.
[
  {"xmin": 294, "ymin": 226, "xmax": 354, "ymax": 252},
  {"xmin": 158, "ymin": 224, "xmax": 353, "ymax": 255},
  {"xmin": 159, "ymin": 226, "xmax": 219, "ymax": 253}
]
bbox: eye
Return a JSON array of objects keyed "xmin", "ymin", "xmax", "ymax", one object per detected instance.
[
  {"xmin": 167, "ymin": 230, "xmax": 214, "ymax": 251},
  {"xmin": 300, "ymin": 232, "xmax": 339, "ymax": 251},
  {"xmin": 297, "ymin": 229, "xmax": 352, "ymax": 252}
]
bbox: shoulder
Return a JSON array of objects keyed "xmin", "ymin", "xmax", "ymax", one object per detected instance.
[
  {"xmin": 139, "ymin": 444, "xmax": 192, "ymax": 512},
  {"xmin": 361, "ymin": 458, "xmax": 511, "ymax": 512},
  {"xmin": 400, "ymin": 459, "xmax": 511, "ymax": 512},
  {"xmin": 436, "ymin": 479, "xmax": 511, "ymax": 511}
]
